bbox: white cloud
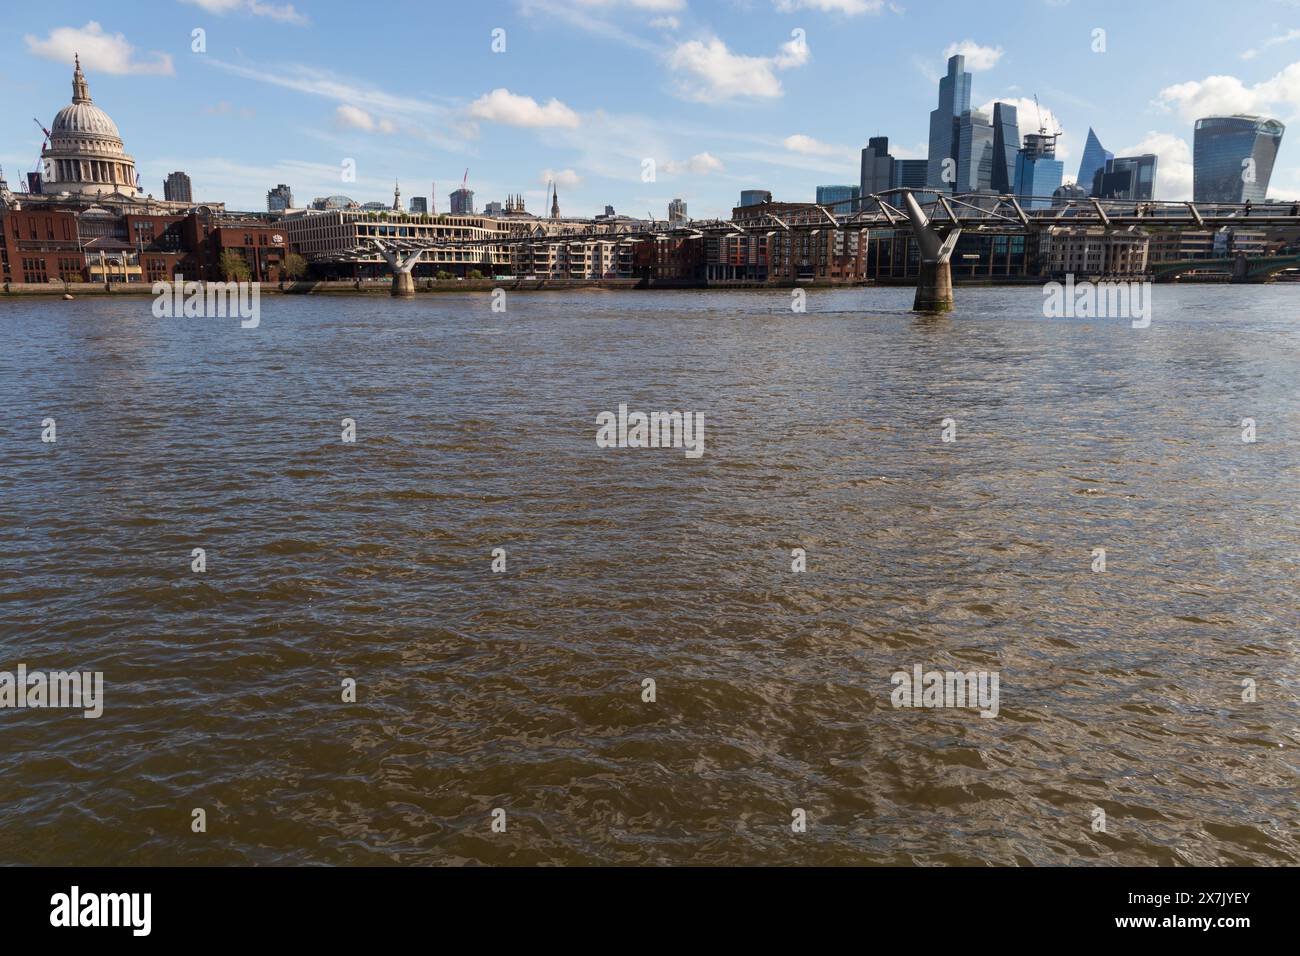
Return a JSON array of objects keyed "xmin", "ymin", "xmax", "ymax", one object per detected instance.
[
  {"xmin": 1119, "ymin": 131, "xmax": 1193, "ymax": 201},
  {"xmin": 667, "ymin": 33, "xmax": 809, "ymax": 101},
  {"xmin": 650, "ymin": 15, "xmax": 681, "ymax": 29},
  {"xmin": 663, "ymin": 152, "xmax": 724, "ymax": 174},
  {"xmin": 774, "ymin": 32, "xmax": 811, "ymax": 68},
  {"xmin": 25, "ymin": 22, "xmax": 174, "ymax": 75},
  {"xmin": 468, "ymin": 88, "xmax": 581, "ymax": 127},
  {"xmin": 1154, "ymin": 63, "xmax": 1300, "ymax": 122},
  {"xmin": 774, "ymin": 0, "xmax": 885, "ymax": 13},
  {"xmin": 944, "ymin": 39, "xmax": 1004, "ymax": 72},
  {"xmin": 540, "ymin": 168, "xmax": 583, "ymax": 188},
  {"xmin": 334, "ymin": 104, "xmax": 396, "ymax": 134},
  {"xmin": 783, "ymin": 133, "xmax": 837, "ymax": 155},
  {"xmin": 179, "ymin": 0, "xmax": 308, "ymax": 24},
  {"xmin": 1241, "ymin": 28, "xmax": 1300, "ymax": 62}
]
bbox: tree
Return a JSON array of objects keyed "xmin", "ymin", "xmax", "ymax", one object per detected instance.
[
  {"xmin": 281, "ymin": 253, "xmax": 308, "ymax": 280},
  {"xmin": 218, "ymin": 250, "xmax": 252, "ymax": 282},
  {"xmin": 436, "ymin": 270, "xmax": 454, "ymax": 280},
  {"xmin": 468, "ymin": 269, "xmax": 484, "ymax": 280}
]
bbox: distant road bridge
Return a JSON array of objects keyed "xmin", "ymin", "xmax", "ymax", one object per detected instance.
[{"xmin": 1149, "ymin": 251, "xmax": 1300, "ymax": 282}]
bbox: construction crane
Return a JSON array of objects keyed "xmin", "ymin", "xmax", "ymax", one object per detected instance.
[
  {"xmin": 1033, "ymin": 94, "xmax": 1062, "ymax": 137},
  {"xmin": 31, "ymin": 118, "xmax": 51, "ymax": 174}
]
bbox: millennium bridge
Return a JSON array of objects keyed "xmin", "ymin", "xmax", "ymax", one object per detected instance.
[{"xmin": 327, "ymin": 189, "xmax": 1300, "ymax": 311}]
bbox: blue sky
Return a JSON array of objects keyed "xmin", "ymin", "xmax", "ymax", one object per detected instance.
[{"xmin": 3, "ymin": 0, "xmax": 1300, "ymax": 216}]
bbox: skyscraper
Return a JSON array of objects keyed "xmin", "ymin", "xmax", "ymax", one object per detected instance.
[
  {"xmin": 990, "ymin": 103, "xmax": 1020, "ymax": 194},
  {"xmin": 668, "ymin": 197, "xmax": 688, "ymax": 224},
  {"xmin": 955, "ymin": 110, "xmax": 995, "ymax": 193},
  {"xmin": 860, "ymin": 136, "xmax": 893, "ymax": 200},
  {"xmin": 891, "ymin": 159, "xmax": 928, "ymax": 190},
  {"xmin": 266, "ymin": 183, "xmax": 294, "ymax": 212},
  {"xmin": 449, "ymin": 186, "xmax": 474, "ymax": 215},
  {"xmin": 927, "ymin": 55, "xmax": 972, "ymax": 191},
  {"xmin": 1077, "ymin": 128, "xmax": 1113, "ymax": 197},
  {"xmin": 409, "ymin": 196, "xmax": 428, "ymax": 213},
  {"xmin": 816, "ymin": 185, "xmax": 860, "ymax": 214},
  {"xmin": 163, "ymin": 171, "xmax": 192, "ymax": 203},
  {"xmin": 1014, "ymin": 132, "xmax": 1064, "ymax": 209},
  {"xmin": 739, "ymin": 190, "xmax": 772, "ymax": 207},
  {"xmin": 1092, "ymin": 154, "xmax": 1158, "ymax": 201},
  {"xmin": 1193, "ymin": 115, "xmax": 1285, "ymax": 203}
]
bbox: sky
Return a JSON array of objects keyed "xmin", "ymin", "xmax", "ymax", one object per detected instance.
[{"xmin": 3, "ymin": 0, "xmax": 1300, "ymax": 217}]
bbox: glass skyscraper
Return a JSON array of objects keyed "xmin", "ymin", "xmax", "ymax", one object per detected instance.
[
  {"xmin": 990, "ymin": 103, "xmax": 1020, "ymax": 194},
  {"xmin": 1193, "ymin": 115, "xmax": 1285, "ymax": 203},
  {"xmin": 955, "ymin": 110, "xmax": 995, "ymax": 193},
  {"xmin": 891, "ymin": 159, "xmax": 928, "ymax": 190},
  {"xmin": 1077, "ymin": 128, "xmax": 1113, "ymax": 198},
  {"xmin": 1092, "ymin": 154, "xmax": 1158, "ymax": 201},
  {"xmin": 816, "ymin": 184, "xmax": 861, "ymax": 213},
  {"xmin": 927, "ymin": 55, "xmax": 972, "ymax": 192},
  {"xmin": 1013, "ymin": 133, "xmax": 1064, "ymax": 209},
  {"xmin": 860, "ymin": 136, "xmax": 894, "ymax": 201}
]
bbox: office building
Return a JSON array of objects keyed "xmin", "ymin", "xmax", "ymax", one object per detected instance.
[
  {"xmin": 1014, "ymin": 132, "xmax": 1064, "ymax": 209},
  {"xmin": 163, "ymin": 171, "xmax": 192, "ymax": 203},
  {"xmin": 891, "ymin": 159, "xmax": 928, "ymax": 190},
  {"xmin": 990, "ymin": 103, "xmax": 1020, "ymax": 194},
  {"xmin": 739, "ymin": 190, "xmax": 773, "ymax": 207},
  {"xmin": 267, "ymin": 183, "xmax": 294, "ymax": 212},
  {"xmin": 1077, "ymin": 128, "xmax": 1113, "ymax": 198},
  {"xmin": 409, "ymin": 196, "xmax": 428, "ymax": 213},
  {"xmin": 668, "ymin": 197, "xmax": 688, "ymax": 224},
  {"xmin": 1091, "ymin": 154, "xmax": 1158, "ymax": 201},
  {"xmin": 955, "ymin": 110, "xmax": 995, "ymax": 193},
  {"xmin": 1193, "ymin": 115, "xmax": 1285, "ymax": 203},
  {"xmin": 816, "ymin": 185, "xmax": 860, "ymax": 214},
  {"xmin": 927, "ymin": 54, "xmax": 972, "ymax": 191},
  {"xmin": 449, "ymin": 186, "xmax": 474, "ymax": 215},
  {"xmin": 860, "ymin": 136, "xmax": 893, "ymax": 200}
]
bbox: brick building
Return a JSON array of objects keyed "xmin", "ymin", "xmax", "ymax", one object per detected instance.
[{"xmin": 181, "ymin": 212, "xmax": 288, "ymax": 282}]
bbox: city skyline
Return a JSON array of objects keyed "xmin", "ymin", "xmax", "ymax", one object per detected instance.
[{"xmin": 2, "ymin": 1, "xmax": 1300, "ymax": 215}]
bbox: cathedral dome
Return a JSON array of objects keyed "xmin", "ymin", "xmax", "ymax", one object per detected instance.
[
  {"xmin": 40, "ymin": 55, "xmax": 137, "ymax": 198},
  {"xmin": 52, "ymin": 101, "xmax": 122, "ymax": 139}
]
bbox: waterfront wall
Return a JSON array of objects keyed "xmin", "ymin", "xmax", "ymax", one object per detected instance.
[{"xmin": 0, "ymin": 278, "xmax": 643, "ymax": 297}]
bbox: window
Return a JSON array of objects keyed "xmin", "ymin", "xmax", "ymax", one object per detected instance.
[{"xmin": 22, "ymin": 257, "xmax": 49, "ymax": 283}]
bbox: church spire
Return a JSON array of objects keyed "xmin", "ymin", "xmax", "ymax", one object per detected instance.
[
  {"xmin": 72, "ymin": 53, "xmax": 91, "ymax": 104},
  {"xmin": 550, "ymin": 181, "xmax": 560, "ymax": 219}
]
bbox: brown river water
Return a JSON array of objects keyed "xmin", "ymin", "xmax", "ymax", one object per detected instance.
[{"xmin": 0, "ymin": 286, "xmax": 1296, "ymax": 865}]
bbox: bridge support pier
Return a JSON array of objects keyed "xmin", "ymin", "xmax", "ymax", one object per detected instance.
[
  {"xmin": 392, "ymin": 271, "xmax": 416, "ymax": 297},
  {"xmin": 903, "ymin": 191, "xmax": 961, "ymax": 313},
  {"xmin": 914, "ymin": 259, "xmax": 954, "ymax": 312},
  {"xmin": 374, "ymin": 240, "xmax": 423, "ymax": 298}
]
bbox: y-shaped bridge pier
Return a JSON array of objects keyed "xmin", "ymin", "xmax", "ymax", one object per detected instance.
[{"xmin": 902, "ymin": 190, "xmax": 962, "ymax": 312}]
